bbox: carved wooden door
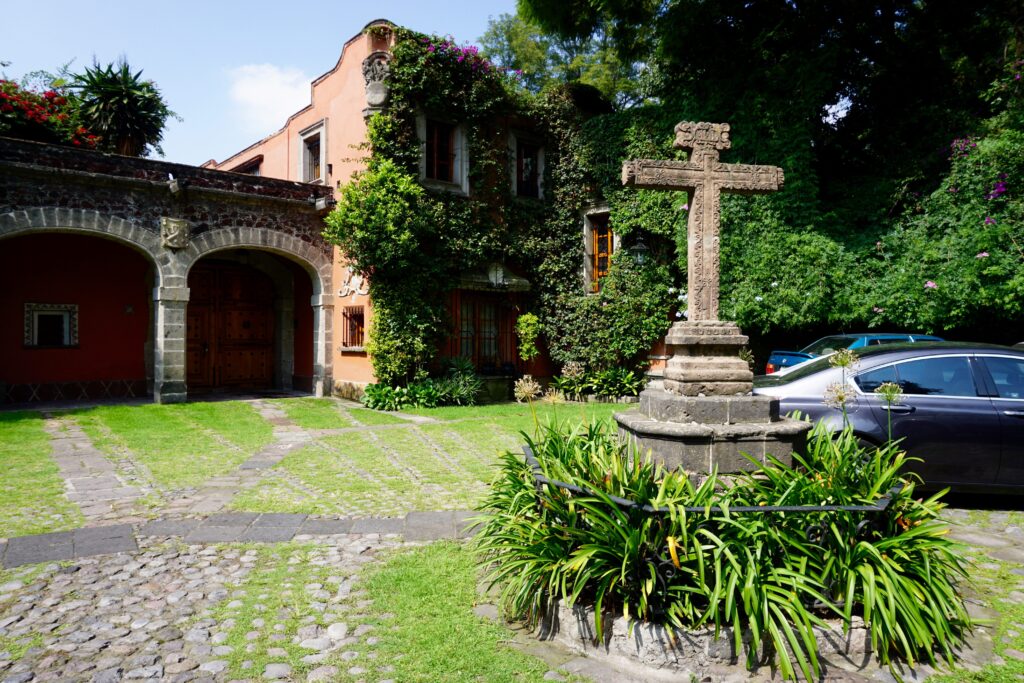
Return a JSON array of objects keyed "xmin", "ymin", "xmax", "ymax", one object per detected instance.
[{"xmin": 187, "ymin": 261, "xmax": 274, "ymax": 391}]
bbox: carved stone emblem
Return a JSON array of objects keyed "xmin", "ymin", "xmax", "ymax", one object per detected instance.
[
  {"xmin": 160, "ymin": 217, "xmax": 191, "ymax": 250},
  {"xmin": 362, "ymin": 51, "xmax": 391, "ymax": 110}
]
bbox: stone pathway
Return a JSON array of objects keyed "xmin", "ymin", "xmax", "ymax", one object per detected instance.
[
  {"xmin": 0, "ymin": 511, "xmax": 474, "ymax": 569},
  {"xmin": 41, "ymin": 417, "xmax": 147, "ymax": 524},
  {"xmin": 0, "ymin": 532, "xmax": 404, "ymax": 683}
]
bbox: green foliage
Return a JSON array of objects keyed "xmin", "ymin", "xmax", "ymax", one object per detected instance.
[
  {"xmin": 324, "ymin": 158, "xmax": 444, "ymax": 279},
  {"xmin": 587, "ymin": 366, "xmax": 645, "ymax": 397},
  {"xmin": 478, "ymin": 11, "xmax": 645, "ymax": 105},
  {"xmin": 361, "ymin": 361, "xmax": 481, "ymax": 410},
  {"xmin": 476, "ymin": 420, "xmax": 971, "ymax": 680},
  {"xmin": 72, "ymin": 58, "xmax": 176, "ymax": 157},
  {"xmin": 515, "ymin": 312, "xmax": 543, "ymax": 362},
  {"xmin": 545, "ymin": 254, "xmax": 674, "ymax": 370}
]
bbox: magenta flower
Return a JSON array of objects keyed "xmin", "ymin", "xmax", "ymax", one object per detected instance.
[
  {"xmin": 924, "ymin": 280, "xmax": 938, "ymax": 289},
  {"xmin": 984, "ymin": 216, "xmax": 996, "ymax": 225},
  {"xmin": 977, "ymin": 251, "xmax": 990, "ymax": 258}
]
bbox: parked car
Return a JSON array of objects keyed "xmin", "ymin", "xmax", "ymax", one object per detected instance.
[
  {"xmin": 753, "ymin": 342, "xmax": 1024, "ymax": 492},
  {"xmin": 764, "ymin": 333, "xmax": 944, "ymax": 374}
]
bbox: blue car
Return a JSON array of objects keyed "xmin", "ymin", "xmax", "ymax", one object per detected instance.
[{"xmin": 764, "ymin": 333, "xmax": 944, "ymax": 375}]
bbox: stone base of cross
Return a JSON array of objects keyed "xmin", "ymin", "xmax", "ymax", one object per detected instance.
[
  {"xmin": 614, "ymin": 121, "xmax": 810, "ymax": 474},
  {"xmin": 663, "ymin": 320, "xmax": 752, "ymax": 396}
]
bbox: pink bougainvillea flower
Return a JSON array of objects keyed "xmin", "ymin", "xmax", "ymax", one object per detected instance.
[
  {"xmin": 924, "ymin": 280, "xmax": 938, "ymax": 289},
  {"xmin": 984, "ymin": 216, "xmax": 997, "ymax": 225},
  {"xmin": 873, "ymin": 306, "xmax": 885, "ymax": 313},
  {"xmin": 976, "ymin": 251, "xmax": 990, "ymax": 258}
]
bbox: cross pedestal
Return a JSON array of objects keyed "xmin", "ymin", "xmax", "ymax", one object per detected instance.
[{"xmin": 614, "ymin": 122, "xmax": 810, "ymax": 475}]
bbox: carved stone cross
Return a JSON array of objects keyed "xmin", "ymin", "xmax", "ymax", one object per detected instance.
[{"xmin": 622, "ymin": 122, "xmax": 784, "ymax": 321}]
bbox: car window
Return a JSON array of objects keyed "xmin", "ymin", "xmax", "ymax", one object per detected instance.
[
  {"xmin": 801, "ymin": 335, "xmax": 857, "ymax": 355},
  {"xmin": 893, "ymin": 356, "xmax": 977, "ymax": 397},
  {"xmin": 855, "ymin": 364, "xmax": 899, "ymax": 392},
  {"xmin": 867, "ymin": 337, "xmax": 905, "ymax": 346},
  {"xmin": 983, "ymin": 356, "xmax": 1024, "ymax": 399}
]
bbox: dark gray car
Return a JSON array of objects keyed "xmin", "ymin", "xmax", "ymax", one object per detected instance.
[{"xmin": 752, "ymin": 342, "xmax": 1024, "ymax": 491}]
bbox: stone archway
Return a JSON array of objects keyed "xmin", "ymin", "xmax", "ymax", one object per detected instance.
[
  {"xmin": 0, "ymin": 212, "xmax": 166, "ymax": 402},
  {"xmin": 0, "ymin": 213, "xmax": 334, "ymax": 403},
  {"xmin": 182, "ymin": 228, "xmax": 333, "ymax": 399}
]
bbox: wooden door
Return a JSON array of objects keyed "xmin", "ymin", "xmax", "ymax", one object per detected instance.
[{"xmin": 187, "ymin": 261, "xmax": 274, "ymax": 391}]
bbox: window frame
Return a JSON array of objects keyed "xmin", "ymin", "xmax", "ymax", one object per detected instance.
[
  {"xmin": 298, "ymin": 121, "xmax": 327, "ymax": 184},
  {"xmin": 582, "ymin": 207, "xmax": 619, "ymax": 293},
  {"xmin": 24, "ymin": 303, "xmax": 79, "ymax": 348},
  {"xmin": 340, "ymin": 306, "xmax": 366, "ymax": 351},
  {"xmin": 509, "ymin": 132, "xmax": 544, "ymax": 199},
  {"xmin": 417, "ymin": 114, "xmax": 469, "ymax": 195}
]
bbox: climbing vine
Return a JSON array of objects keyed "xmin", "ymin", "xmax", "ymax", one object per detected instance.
[{"xmin": 324, "ymin": 27, "xmax": 678, "ymax": 384}]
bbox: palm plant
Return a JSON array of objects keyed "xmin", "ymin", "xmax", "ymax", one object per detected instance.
[{"xmin": 73, "ymin": 59, "xmax": 176, "ymax": 157}]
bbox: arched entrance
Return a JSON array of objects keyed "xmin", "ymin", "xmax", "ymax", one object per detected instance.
[
  {"xmin": 0, "ymin": 232, "xmax": 156, "ymax": 402},
  {"xmin": 187, "ymin": 260, "xmax": 274, "ymax": 391},
  {"xmin": 185, "ymin": 250, "xmax": 316, "ymax": 394}
]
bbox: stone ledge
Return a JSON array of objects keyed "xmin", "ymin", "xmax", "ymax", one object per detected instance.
[
  {"xmin": 640, "ymin": 389, "xmax": 778, "ymax": 424},
  {"xmin": 538, "ymin": 600, "xmax": 873, "ymax": 680}
]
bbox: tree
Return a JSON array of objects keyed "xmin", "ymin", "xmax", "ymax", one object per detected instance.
[
  {"xmin": 73, "ymin": 59, "xmax": 176, "ymax": 157},
  {"xmin": 479, "ymin": 11, "xmax": 645, "ymax": 106}
]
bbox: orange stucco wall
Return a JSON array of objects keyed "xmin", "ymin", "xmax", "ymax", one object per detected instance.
[
  {"xmin": 211, "ymin": 24, "xmax": 391, "ymax": 393},
  {"xmin": 0, "ymin": 233, "xmax": 151, "ymax": 384}
]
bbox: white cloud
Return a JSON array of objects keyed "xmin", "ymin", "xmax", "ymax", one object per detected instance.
[{"xmin": 226, "ymin": 64, "xmax": 311, "ymax": 137}]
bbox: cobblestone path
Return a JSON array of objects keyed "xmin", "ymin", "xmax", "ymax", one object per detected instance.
[{"xmin": 2, "ymin": 402, "xmax": 1023, "ymax": 682}]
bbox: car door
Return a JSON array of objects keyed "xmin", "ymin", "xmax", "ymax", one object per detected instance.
[
  {"xmin": 854, "ymin": 355, "xmax": 1000, "ymax": 487},
  {"xmin": 976, "ymin": 354, "xmax": 1024, "ymax": 486}
]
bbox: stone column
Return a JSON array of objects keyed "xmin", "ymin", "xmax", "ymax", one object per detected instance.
[
  {"xmin": 153, "ymin": 286, "xmax": 189, "ymax": 404},
  {"xmin": 311, "ymin": 293, "xmax": 334, "ymax": 397}
]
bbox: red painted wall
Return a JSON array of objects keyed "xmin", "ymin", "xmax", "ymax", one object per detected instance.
[
  {"xmin": 289, "ymin": 259, "xmax": 314, "ymax": 390},
  {"xmin": 0, "ymin": 233, "xmax": 151, "ymax": 383}
]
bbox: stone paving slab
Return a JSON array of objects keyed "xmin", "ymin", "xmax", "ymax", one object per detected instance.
[
  {"xmin": 1, "ymin": 525, "xmax": 137, "ymax": 568},
  {"xmin": 2, "ymin": 511, "xmax": 477, "ymax": 568},
  {"xmin": 253, "ymin": 513, "xmax": 308, "ymax": 527}
]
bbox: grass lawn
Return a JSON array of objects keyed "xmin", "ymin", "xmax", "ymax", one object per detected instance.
[
  {"xmin": 0, "ymin": 411, "xmax": 84, "ymax": 537},
  {"xmin": 67, "ymin": 402, "xmax": 274, "ymax": 490},
  {"xmin": 206, "ymin": 541, "xmax": 568, "ymax": 682},
  {"xmin": 229, "ymin": 401, "xmax": 621, "ymax": 517}
]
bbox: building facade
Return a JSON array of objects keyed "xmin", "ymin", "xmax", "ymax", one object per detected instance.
[{"xmin": 0, "ymin": 137, "xmax": 334, "ymax": 404}]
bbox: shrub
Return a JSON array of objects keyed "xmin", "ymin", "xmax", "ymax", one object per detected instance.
[
  {"xmin": 361, "ymin": 357, "xmax": 482, "ymax": 410},
  {"xmin": 550, "ymin": 361, "xmax": 589, "ymax": 401},
  {"xmin": 476, "ymin": 420, "xmax": 970, "ymax": 681},
  {"xmin": 587, "ymin": 367, "xmax": 646, "ymax": 398},
  {"xmin": 515, "ymin": 313, "xmax": 542, "ymax": 363}
]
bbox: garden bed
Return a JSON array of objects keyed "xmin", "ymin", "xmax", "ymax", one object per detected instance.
[{"xmin": 538, "ymin": 600, "xmax": 872, "ymax": 679}]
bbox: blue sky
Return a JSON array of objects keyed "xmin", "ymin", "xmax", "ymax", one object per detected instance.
[{"xmin": 2, "ymin": 1, "xmax": 516, "ymax": 165}]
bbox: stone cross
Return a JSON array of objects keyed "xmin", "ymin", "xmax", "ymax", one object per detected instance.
[{"xmin": 622, "ymin": 122, "xmax": 784, "ymax": 321}]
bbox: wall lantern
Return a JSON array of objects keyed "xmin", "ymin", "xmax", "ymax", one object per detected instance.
[{"xmin": 629, "ymin": 236, "xmax": 650, "ymax": 265}]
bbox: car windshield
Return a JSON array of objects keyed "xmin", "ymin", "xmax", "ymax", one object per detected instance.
[
  {"xmin": 800, "ymin": 335, "xmax": 858, "ymax": 355},
  {"xmin": 754, "ymin": 355, "xmax": 835, "ymax": 387}
]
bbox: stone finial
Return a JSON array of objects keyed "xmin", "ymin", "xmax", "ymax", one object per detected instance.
[
  {"xmin": 362, "ymin": 52, "xmax": 391, "ymax": 110},
  {"xmin": 160, "ymin": 217, "xmax": 190, "ymax": 250},
  {"xmin": 674, "ymin": 121, "xmax": 731, "ymax": 152}
]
